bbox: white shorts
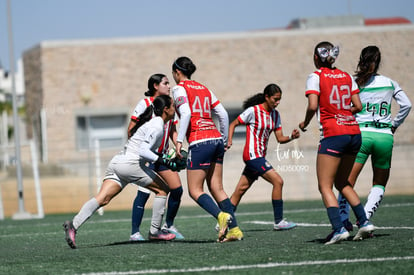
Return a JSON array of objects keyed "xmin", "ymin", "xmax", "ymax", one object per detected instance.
[{"xmin": 103, "ymin": 153, "xmax": 159, "ymax": 189}]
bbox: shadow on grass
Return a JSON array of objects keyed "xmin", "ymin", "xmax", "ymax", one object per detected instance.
[
  {"xmin": 307, "ymin": 233, "xmax": 390, "ymax": 244},
  {"xmin": 103, "ymin": 239, "xmax": 217, "ymax": 247}
]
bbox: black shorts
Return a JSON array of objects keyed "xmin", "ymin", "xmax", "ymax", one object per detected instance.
[
  {"xmin": 318, "ymin": 134, "xmax": 362, "ymax": 157},
  {"xmin": 242, "ymin": 157, "xmax": 273, "ymax": 181}
]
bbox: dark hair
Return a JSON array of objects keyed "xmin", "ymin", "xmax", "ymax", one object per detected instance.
[
  {"xmin": 130, "ymin": 95, "xmax": 172, "ymax": 136},
  {"xmin": 172, "ymin": 56, "xmax": 197, "ymax": 79},
  {"xmin": 314, "ymin": 41, "xmax": 336, "ymax": 68},
  {"xmin": 354, "ymin": 45, "xmax": 381, "ymax": 87},
  {"xmin": 145, "ymin": 73, "xmax": 167, "ymax": 97},
  {"xmin": 243, "ymin": 83, "xmax": 282, "ymax": 110}
]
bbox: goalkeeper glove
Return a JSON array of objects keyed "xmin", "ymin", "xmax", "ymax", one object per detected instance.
[{"xmin": 156, "ymin": 155, "xmax": 180, "ymax": 171}]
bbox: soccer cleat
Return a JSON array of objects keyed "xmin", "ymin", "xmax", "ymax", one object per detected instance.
[
  {"xmin": 148, "ymin": 229, "xmax": 176, "ymax": 241},
  {"xmin": 353, "ymin": 220, "xmax": 375, "ymax": 241},
  {"xmin": 325, "ymin": 227, "xmax": 350, "ymax": 245},
  {"xmin": 273, "ymin": 219, "xmax": 297, "ymax": 231},
  {"xmin": 162, "ymin": 224, "xmax": 185, "ymax": 240},
  {"xmin": 217, "ymin": 212, "xmax": 232, "ymax": 241},
  {"xmin": 63, "ymin": 220, "xmax": 77, "ymax": 249},
  {"xmin": 221, "ymin": 226, "xmax": 244, "ymax": 242},
  {"xmin": 324, "ymin": 219, "xmax": 354, "ymax": 242},
  {"xmin": 129, "ymin": 232, "xmax": 145, "ymax": 241}
]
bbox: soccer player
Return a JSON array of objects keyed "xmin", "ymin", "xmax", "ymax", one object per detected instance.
[
  {"xmin": 127, "ymin": 74, "xmax": 184, "ymax": 241},
  {"xmin": 171, "ymin": 56, "xmax": 243, "ymax": 242},
  {"xmin": 63, "ymin": 95, "xmax": 179, "ymax": 249},
  {"xmin": 227, "ymin": 83, "xmax": 299, "ymax": 231},
  {"xmin": 299, "ymin": 41, "xmax": 374, "ymax": 245},
  {"xmin": 337, "ymin": 45, "xmax": 412, "ymax": 225}
]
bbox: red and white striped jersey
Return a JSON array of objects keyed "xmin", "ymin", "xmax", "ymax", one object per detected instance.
[
  {"xmin": 238, "ymin": 104, "xmax": 281, "ymax": 161},
  {"xmin": 130, "ymin": 97, "xmax": 176, "ymax": 154},
  {"xmin": 305, "ymin": 67, "xmax": 360, "ymax": 139}
]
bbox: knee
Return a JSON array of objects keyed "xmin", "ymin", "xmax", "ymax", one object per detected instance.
[
  {"xmin": 335, "ymin": 181, "xmax": 353, "ymax": 192},
  {"xmin": 273, "ymin": 178, "xmax": 284, "ymax": 189},
  {"xmin": 98, "ymin": 196, "xmax": 111, "ymax": 206}
]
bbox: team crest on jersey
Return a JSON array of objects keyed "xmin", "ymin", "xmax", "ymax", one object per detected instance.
[{"xmin": 176, "ymin": 96, "xmax": 187, "ymax": 108}]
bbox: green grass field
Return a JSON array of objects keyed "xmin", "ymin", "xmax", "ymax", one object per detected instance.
[{"xmin": 1, "ymin": 194, "xmax": 413, "ymax": 274}]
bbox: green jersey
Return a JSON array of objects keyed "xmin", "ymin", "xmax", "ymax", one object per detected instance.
[{"xmin": 356, "ymin": 75, "xmax": 411, "ymax": 134}]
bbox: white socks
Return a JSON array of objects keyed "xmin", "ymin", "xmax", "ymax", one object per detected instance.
[
  {"xmin": 73, "ymin": 197, "xmax": 100, "ymax": 230},
  {"xmin": 150, "ymin": 196, "xmax": 167, "ymax": 235},
  {"xmin": 364, "ymin": 185, "xmax": 385, "ymax": 219}
]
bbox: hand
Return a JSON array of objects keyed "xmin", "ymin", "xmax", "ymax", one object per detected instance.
[
  {"xmin": 225, "ymin": 140, "xmax": 233, "ymax": 151},
  {"xmin": 290, "ymin": 129, "xmax": 300, "ymax": 140},
  {"xmin": 156, "ymin": 156, "xmax": 180, "ymax": 171},
  {"xmin": 299, "ymin": 122, "xmax": 307, "ymax": 132},
  {"xmin": 175, "ymin": 142, "xmax": 183, "ymax": 158}
]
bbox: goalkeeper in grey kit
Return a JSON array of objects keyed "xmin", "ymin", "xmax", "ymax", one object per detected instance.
[{"xmin": 63, "ymin": 95, "xmax": 184, "ymax": 249}]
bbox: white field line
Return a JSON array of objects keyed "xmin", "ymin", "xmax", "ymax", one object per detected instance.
[
  {"xmin": 246, "ymin": 220, "xmax": 414, "ymax": 230},
  {"xmin": 78, "ymin": 256, "xmax": 414, "ymax": 275}
]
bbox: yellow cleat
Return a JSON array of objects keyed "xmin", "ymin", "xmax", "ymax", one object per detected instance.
[
  {"xmin": 217, "ymin": 212, "xmax": 232, "ymax": 241},
  {"xmin": 221, "ymin": 226, "xmax": 244, "ymax": 242}
]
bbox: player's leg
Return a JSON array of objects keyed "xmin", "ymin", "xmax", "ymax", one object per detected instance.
[
  {"xmin": 144, "ymin": 175, "xmax": 175, "ymax": 241},
  {"xmin": 208, "ymin": 162, "xmax": 238, "ymax": 228},
  {"xmin": 229, "ymin": 175, "xmax": 253, "ymax": 212},
  {"xmin": 338, "ymin": 131, "xmax": 370, "ymax": 224},
  {"xmin": 159, "ymin": 169, "xmax": 184, "ymax": 239},
  {"xmin": 364, "ymin": 133, "xmax": 393, "ymax": 219},
  {"xmin": 229, "ymin": 159, "xmax": 260, "ymax": 212},
  {"xmin": 130, "ymin": 187, "xmax": 150, "ymax": 241},
  {"xmin": 63, "ymin": 179, "xmax": 122, "ymax": 248},
  {"xmin": 262, "ymin": 168, "xmax": 296, "ymax": 230},
  {"xmin": 317, "ymin": 153, "xmax": 350, "ymax": 244},
  {"xmin": 207, "ymin": 162, "xmax": 243, "ymax": 242},
  {"xmin": 337, "ymin": 161, "xmax": 365, "ymax": 229}
]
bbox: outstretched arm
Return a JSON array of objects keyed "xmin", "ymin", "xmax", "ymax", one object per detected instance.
[{"xmin": 275, "ymin": 128, "xmax": 300, "ymax": 144}]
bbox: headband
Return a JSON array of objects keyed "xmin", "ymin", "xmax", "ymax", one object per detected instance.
[
  {"xmin": 174, "ymin": 61, "xmax": 187, "ymax": 72},
  {"xmin": 317, "ymin": 46, "xmax": 340, "ymax": 62}
]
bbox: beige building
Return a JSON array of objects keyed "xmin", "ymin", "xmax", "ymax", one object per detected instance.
[{"xmin": 2, "ymin": 23, "xmax": 412, "ymax": 217}]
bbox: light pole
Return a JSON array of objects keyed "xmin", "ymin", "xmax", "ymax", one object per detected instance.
[{"xmin": 7, "ymin": 0, "xmax": 31, "ymax": 219}]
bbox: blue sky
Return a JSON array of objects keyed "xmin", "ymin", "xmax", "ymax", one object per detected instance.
[{"xmin": 1, "ymin": 0, "xmax": 413, "ymax": 71}]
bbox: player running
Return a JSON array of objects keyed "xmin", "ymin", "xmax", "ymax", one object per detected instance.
[
  {"xmin": 171, "ymin": 56, "xmax": 243, "ymax": 242},
  {"xmin": 63, "ymin": 95, "xmax": 179, "ymax": 249},
  {"xmin": 227, "ymin": 83, "xmax": 299, "ymax": 231}
]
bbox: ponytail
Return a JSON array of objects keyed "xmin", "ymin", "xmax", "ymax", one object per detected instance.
[
  {"xmin": 314, "ymin": 41, "xmax": 339, "ymax": 68},
  {"xmin": 144, "ymin": 73, "xmax": 166, "ymax": 97},
  {"xmin": 129, "ymin": 95, "xmax": 172, "ymax": 136},
  {"xmin": 354, "ymin": 45, "xmax": 381, "ymax": 87},
  {"xmin": 242, "ymin": 83, "xmax": 282, "ymax": 110}
]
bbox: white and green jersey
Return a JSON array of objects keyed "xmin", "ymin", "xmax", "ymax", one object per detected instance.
[{"xmin": 356, "ymin": 74, "xmax": 412, "ymax": 134}]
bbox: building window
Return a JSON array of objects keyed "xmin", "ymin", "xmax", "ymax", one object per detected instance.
[
  {"xmin": 212, "ymin": 105, "xmax": 246, "ymax": 139},
  {"xmin": 75, "ymin": 109, "xmax": 128, "ymax": 150},
  {"xmin": 226, "ymin": 107, "xmax": 246, "ymax": 139}
]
